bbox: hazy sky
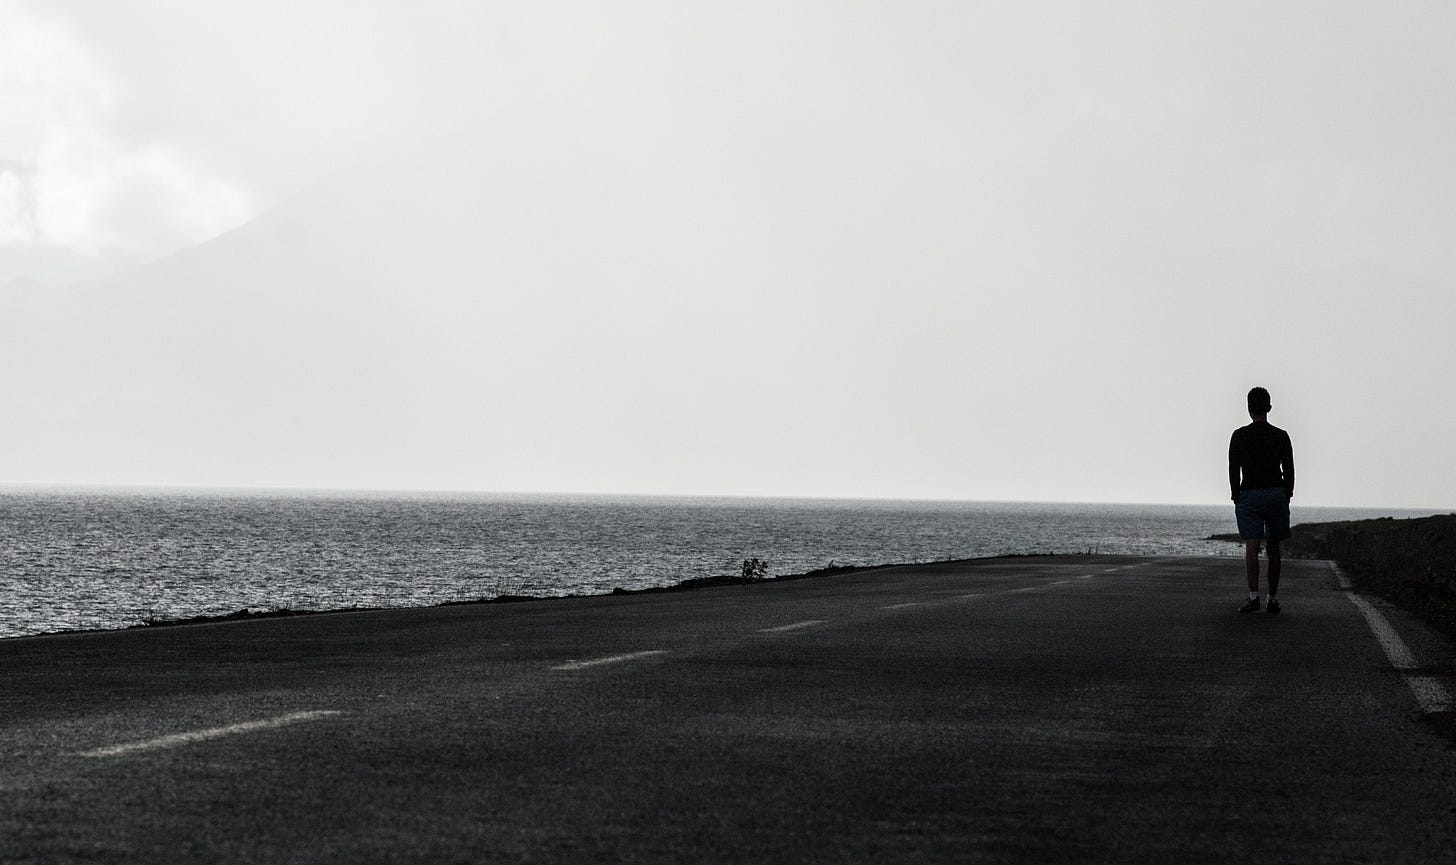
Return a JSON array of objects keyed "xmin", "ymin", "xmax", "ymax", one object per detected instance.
[{"xmin": 2, "ymin": 1, "xmax": 1453, "ymax": 508}]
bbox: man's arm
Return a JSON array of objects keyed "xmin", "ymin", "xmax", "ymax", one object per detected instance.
[
  {"xmin": 1229, "ymin": 433, "xmax": 1241, "ymax": 501},
  {"xmin": 1283, "ymin": 432, "xmax": 1295, "ymax": 498}
]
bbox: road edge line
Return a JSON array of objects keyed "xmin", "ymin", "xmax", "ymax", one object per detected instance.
[{"xmin": 1332, "ymin": 562, "xmax": 1451, "ymax": 714}]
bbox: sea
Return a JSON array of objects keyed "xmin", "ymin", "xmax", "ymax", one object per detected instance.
[{"xmin": 0, "ymin": 487, "xmax": 1443, "ymax": 639}]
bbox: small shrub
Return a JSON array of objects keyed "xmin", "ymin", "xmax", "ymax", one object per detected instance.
[{"xmin": 741, "ymin": 557, "xmax": 769, "ymax": 580}]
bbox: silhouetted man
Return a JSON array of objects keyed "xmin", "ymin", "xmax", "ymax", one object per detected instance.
[{"xmin": 1229, "ymin": 386, "xmax": 1294, "ymax": 614}]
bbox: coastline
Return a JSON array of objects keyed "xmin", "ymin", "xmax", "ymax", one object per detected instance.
[
  {"xmin": 18, "ymin": 560, "xmax": 916, "ymax": 640},
  {"xmin": 3, "ymin": 496, "xmax": 1272, "ymax": 642},
  {"xmin": 19, "ymin": 509, "xmax": 1456, "ymax": 642}
]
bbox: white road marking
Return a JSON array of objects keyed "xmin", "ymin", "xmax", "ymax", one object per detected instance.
[
  {"xmin": 76, "ymin": 710, "xmax": 341, "ymax": 758},
  {"xmin": 552, "ymin": 650, "xmax": 668, "ymax": 671},
  {"xmin": 1009, "ymin": 580, "xmax": 1070, "ymax": 593},
  {"xmin": 759, "ymin": 619, "xmax": 827, "ymax": 633},
  {"xmin": 1334, "ymin": 564, "xmax": 1452, "ymax": 714},
  {"xmin": 961, "ymin": 579, "xmax": 1084, "ymax": 599},
  {"xmin": 1402, "ymin": 675, "xmax": 1454, "ymax": 714},
  {"xmin": 881, "ymin": 602, "xmax": 922, "ymax": 610}
]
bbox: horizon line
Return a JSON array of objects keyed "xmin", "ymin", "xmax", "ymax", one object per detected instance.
[{"xmin": 0, "ymin": 480, "xmax": 1448, "ymax": 514}]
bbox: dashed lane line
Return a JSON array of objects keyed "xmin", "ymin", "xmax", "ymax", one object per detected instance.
[
  {"xmin": 1005, "ymin": 579, "xmax": 1074, "ymax": 594},
  {"xmin": 1334, "ymin": 564, "xmax": 1452, "ymax": 715},
  {"xmin": 552, "ymin": 650, "xmax": 669, "ymax": 671},
  {"xmin": 759, "ymin": 619, "xmax": 828, "ymax": 634},
  {"xmin": 880, "ymin": 564, "xmax": 1162, "ymax": 610},
  {"xmin": 75, "ymin": 710, "xmax": 342, "ymax": 758},
  {"xmin": 926, "ymin": 576, "xmax": 1099, "ymax": 607}
]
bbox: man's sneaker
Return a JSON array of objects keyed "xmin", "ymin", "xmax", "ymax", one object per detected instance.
[
  {"xmin": 1266, "ymin": 598, "xmax": 1281, "ymax": 615},
  {"xmin": 1238, "ymin": 597, "xmax": 1261, "ymax": 613}
]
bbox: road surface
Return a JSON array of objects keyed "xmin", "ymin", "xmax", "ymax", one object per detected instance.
[{"xmin": 3, "ymin": 555, "xmax": 1454, "ymax": 863}]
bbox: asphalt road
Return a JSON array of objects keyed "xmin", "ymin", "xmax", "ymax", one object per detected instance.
[{"xmin": 3, "ymin": 555, "xmax": 1454, "ymax": 864}]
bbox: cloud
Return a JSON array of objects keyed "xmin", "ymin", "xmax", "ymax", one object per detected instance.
[
  {"xmin": 0, "ymin": 0, "xmax": 254, "ymax": 260},
  {"xmin": 0, "ymin": 167, "xmax": 34, "ymax": 244}
]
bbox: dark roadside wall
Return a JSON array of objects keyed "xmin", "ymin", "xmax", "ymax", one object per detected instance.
[{"xmin": 1285, "ymin": 514, "xmax": 1456, "ymax": 637}]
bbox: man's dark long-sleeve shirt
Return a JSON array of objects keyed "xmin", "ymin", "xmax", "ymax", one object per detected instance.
[{"xmin": 1229, "ymin": 420, "xmax": 1294, "ymax": 500}]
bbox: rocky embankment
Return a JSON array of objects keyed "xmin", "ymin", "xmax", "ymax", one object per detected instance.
[{"xmin": 1217, "ymin": 514, "xmax": 1456, "ymax": 636}]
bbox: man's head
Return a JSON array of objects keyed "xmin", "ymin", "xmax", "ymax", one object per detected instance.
[{"xmin": 1247, "ymin": 386, "xmax": 1272, "ymax": 418}]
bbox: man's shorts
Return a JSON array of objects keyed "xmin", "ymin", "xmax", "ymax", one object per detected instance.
[{"xmin": 1235, "ymin": 487, "xmax": 1291, "ymax": 542}]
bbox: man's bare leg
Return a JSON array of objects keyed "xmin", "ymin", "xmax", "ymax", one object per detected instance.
[
  {"xmin": 1245, "ymin": 540, "xmax": 1261, "ymax": 593},
  {"xmin": 1267, "ymin": 541, "xmax": 1281, "ymax": 597}
]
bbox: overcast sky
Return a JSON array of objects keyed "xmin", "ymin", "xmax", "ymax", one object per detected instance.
[{"xmin": 2, "ymin": 1, "xmax": 1453, "ymax": 508}]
